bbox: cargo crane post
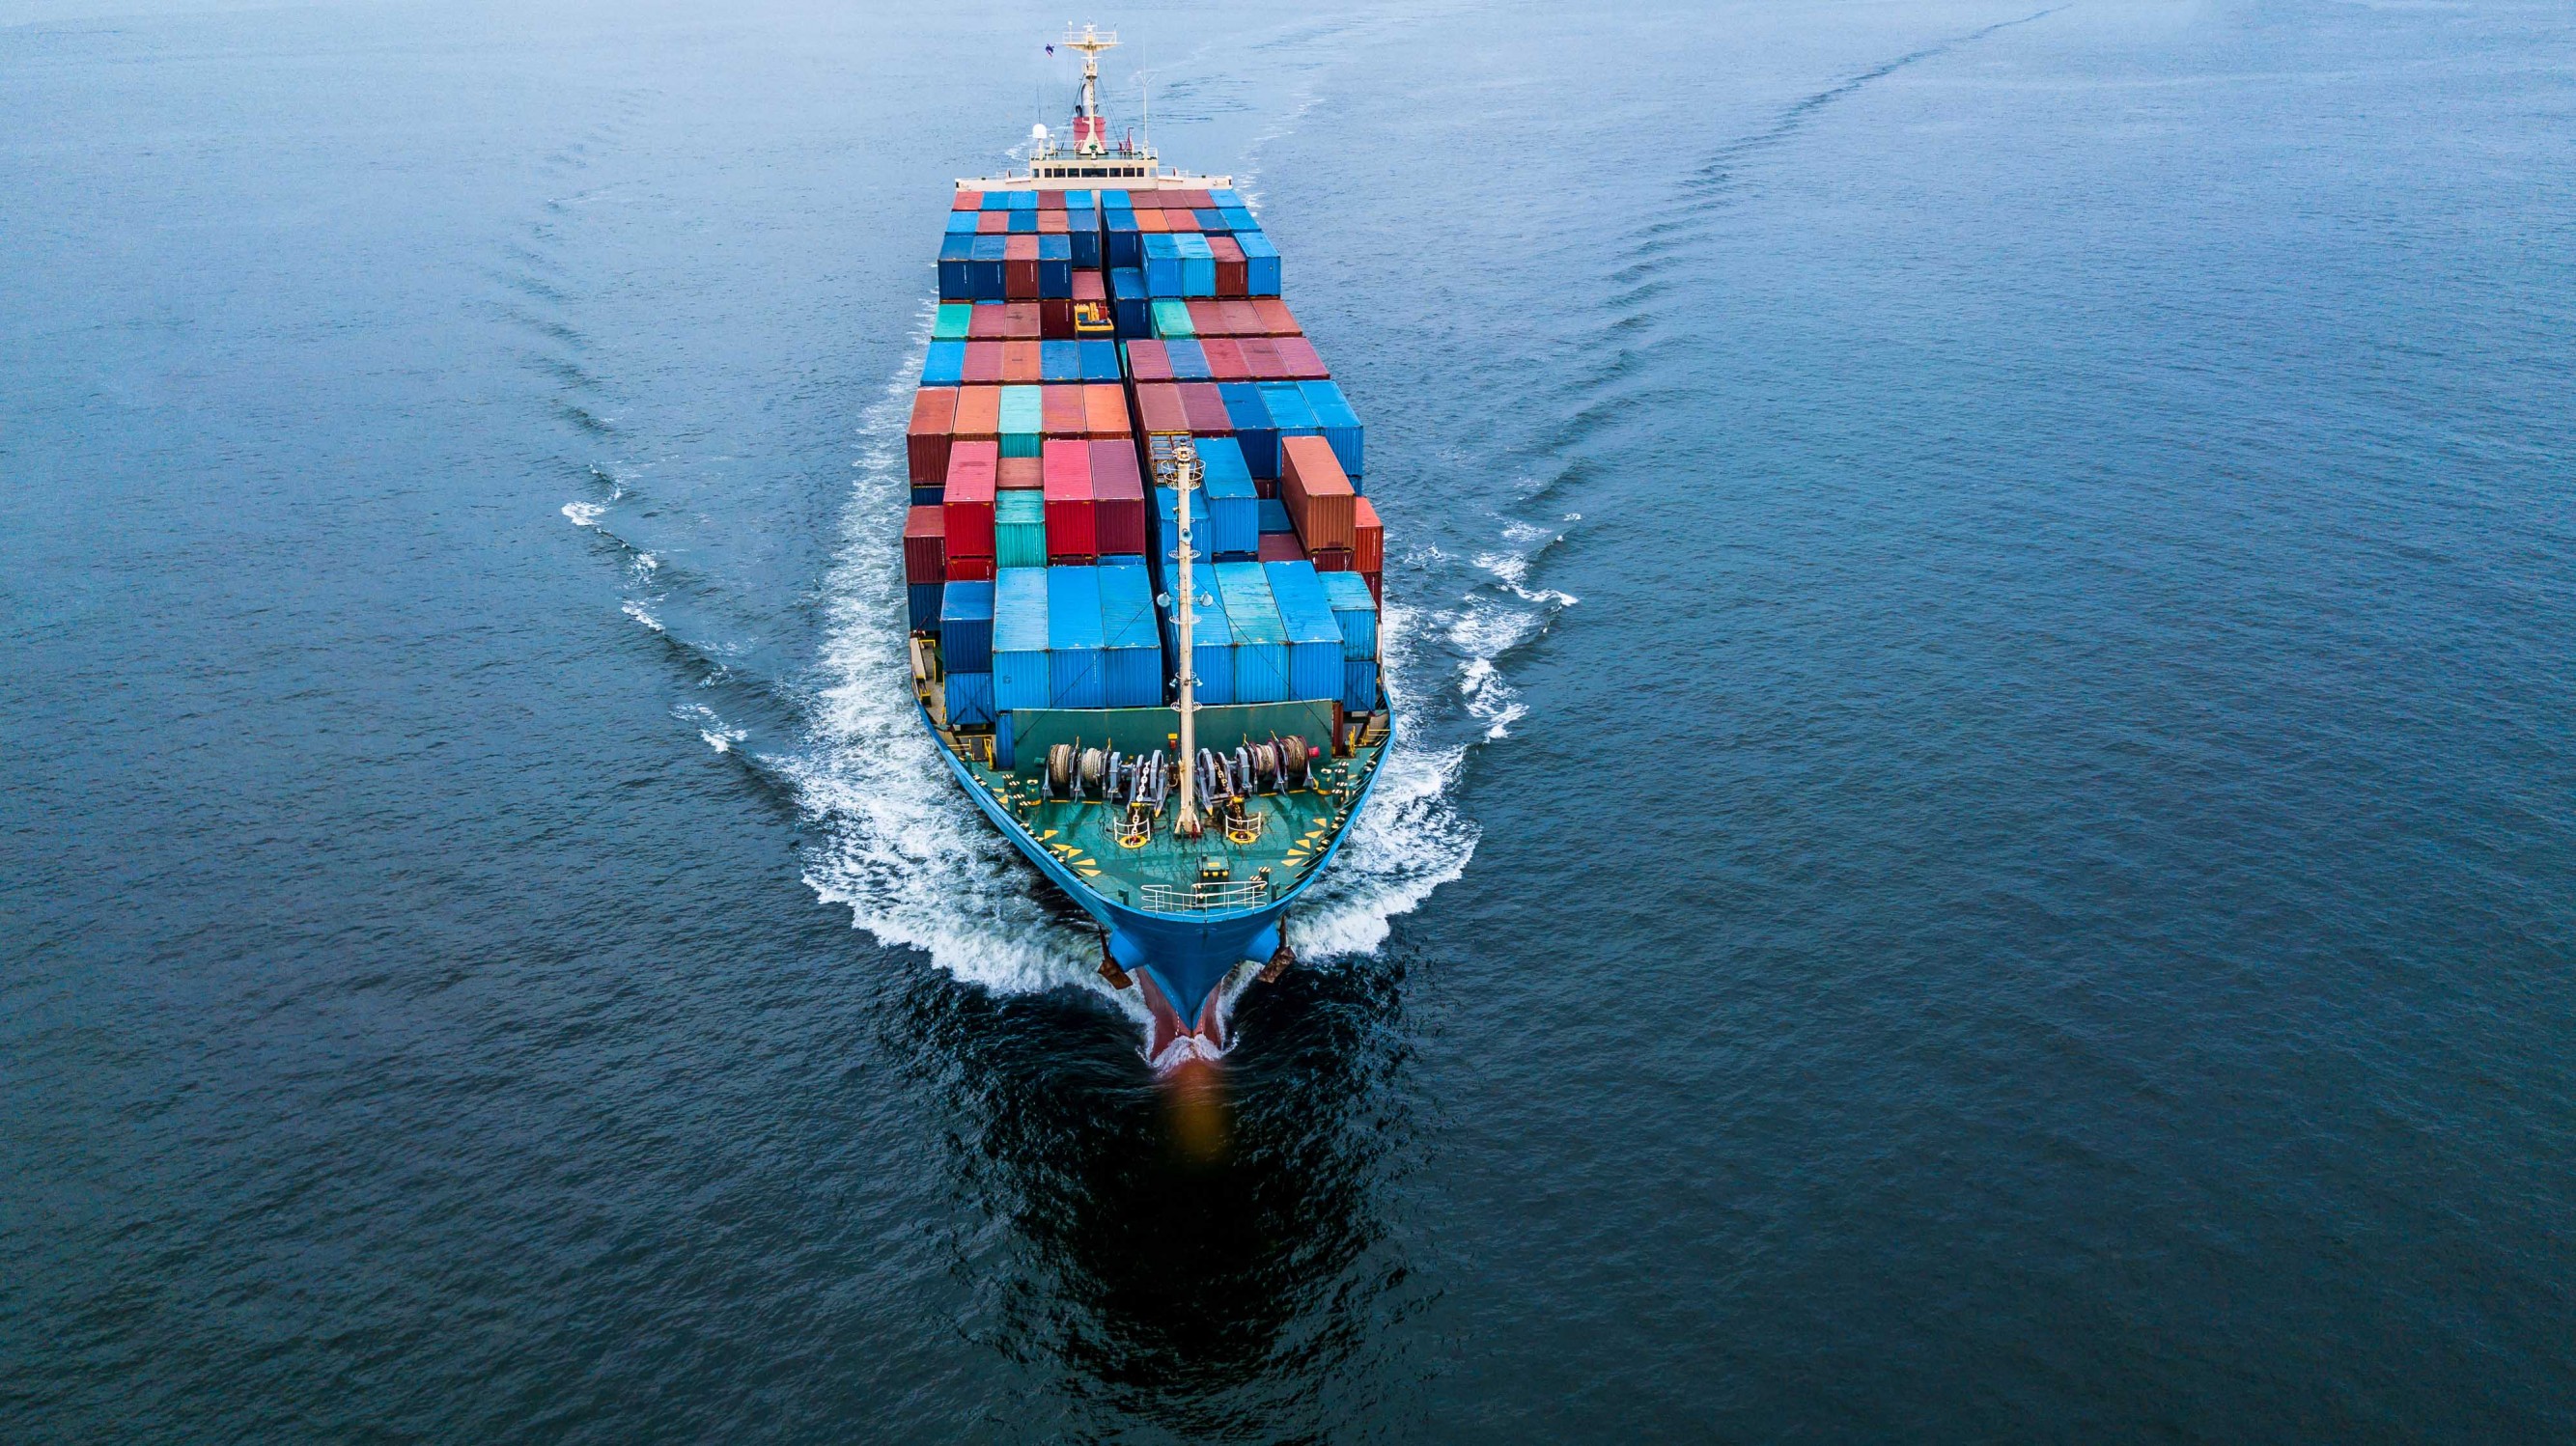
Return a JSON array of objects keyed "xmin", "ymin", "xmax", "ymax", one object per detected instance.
[{"xmin": 1170, "ymin": 440, "xmax": 1205, "ymax": 839}]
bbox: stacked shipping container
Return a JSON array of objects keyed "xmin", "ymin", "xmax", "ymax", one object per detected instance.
[{"xmin": 907, "ymin": 181, "xmax": 1386, "ymax": 738}]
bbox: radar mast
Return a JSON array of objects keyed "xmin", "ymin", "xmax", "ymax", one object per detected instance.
[{"xmin": 1061, "ymin": 23, "xmax": 1117, "ymax": 156}]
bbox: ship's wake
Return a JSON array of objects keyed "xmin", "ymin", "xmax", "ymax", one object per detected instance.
[{"xmin": 764, "ymin": 326, "xmax": 1557, "ymax": 1054}]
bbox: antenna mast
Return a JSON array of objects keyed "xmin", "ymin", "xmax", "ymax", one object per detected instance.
[{"xmin": 1059, "ymin": 23, "xmax": 1119, "ymax": 155}]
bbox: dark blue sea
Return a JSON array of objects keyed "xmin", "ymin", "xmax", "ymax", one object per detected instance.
[{"xmin": 6, "ymin": 0, "xmax": 2573, "ymax": 1439}]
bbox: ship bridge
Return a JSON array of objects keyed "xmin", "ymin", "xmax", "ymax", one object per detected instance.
[{"xmin": 963, "ymin": 24, "xmax": 1230, "ymax": 194}]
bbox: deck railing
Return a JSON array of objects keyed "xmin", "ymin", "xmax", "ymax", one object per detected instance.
[{"xmin": 1140, "ymin": 880, "xmax": 1272, "ymax": 914}]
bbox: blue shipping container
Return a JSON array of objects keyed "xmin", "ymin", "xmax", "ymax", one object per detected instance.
[
  {"xmin": 968, "ymin": 235, "xmax": 1008, "ymax": 300},
  {"xmin": 1164, "ymin": 339, "xmax": 1210, "ymax": 382},
  {"xmin": 922, "ymin": 340, "xmax": 966, "ymax": 386},
  {"xmin": 1142, "ymin": 235, "xmax": 1184, "ymax": 298},
  {"xmin": 1299, "ymin": 379, "xmax": 1365, "ymax": 477},
  {"xmin": 992, "ymin": 567, "xmax": 1050, "ymax": 711},
  {"xmin": 1151, "ymin": 486, "xmax": 1212, "ymax": 574},
  {"xmin": 1196, "ymin": 437, "xmax": 1259, "ymax": 557},
  {"xmin": 910, "ymin": 484, "xmax": 944, "ymax": 509},
  {"xmin": 1174, "ymin": 233, "xmax": 1216, "ymax": 298},
  {"xmin": 1157, "ymin": 574, "xmax": 1236, "ymax": 706},
  {"xmin": 938, "ymin": 235, "xmax": 974, "ymax": 300},
  {"xmin": 1078, "ymin": 338, "xmax": 1122, "ymax": 381},
  {"xmin": 940, "ymin": 579, "xmax": 996, "ymax": 673},
  {"xmin": 1263, "ymin": 561, "xmax": 1346, "ymax": 703},
  {"xmin": 1041, "ymin": 339, "xmax": 1081, "ymax": 382},
  {"xmin": 1258, "ymin": 380, "xmax": 1321, "ymax": 433},
  {"xmin": 1319, "ymin": 570, "xmax": 1378, "ymax": 660},
  {"xmin": 1037, "ymin": 234, "xmax": 1073, "ymax": 297},
  {"xmin": 945, "ymin": 670, "xmax": 995, "ymax": 728},
  {"xmin": 1238, "ymin": 234, "xmax": 1281, "ymax": 295},
  {"xmin": 1258, "ymin": 498, "xmax": 1293, "ymax": 535},
  {"xmin": 1341, "ymin": 658, "xmax": 1380, "ymax": 712},
  {"xmin": 908, "ymin": 581, "xmax": 943, "ymax": 635},
  {"xmin": 1218, "ymin": 382, "xmax": 1278, "ymax": 477},
  {"xmin": 1214, "ymin": 562, "xmax": 1288, "ymax": 704},
  {"xmin": 1095, "ymin": 558, "xmax": 1162, "ymax": 708},
  {"xmin": 1045, "ymin": 565, "xmax": 1106, "ymax": 709}
]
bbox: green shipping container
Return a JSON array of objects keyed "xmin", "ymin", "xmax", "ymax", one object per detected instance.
[
  {"xmin": 1150, "ymin": 299, "xmax": 1195, "ymax": 339},
  {"xmin": 994, "ymin": 489, "xmax": 1048, "ymax": 569},
  {"xmin": 999, "ymin": 385, "xmax": 1043, "ymax": 459},
  {"xmin": 933, "ymin": 302, "xmax": 973, "ymax": 341}
]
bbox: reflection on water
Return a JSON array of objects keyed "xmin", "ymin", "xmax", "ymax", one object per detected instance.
[{"xmin": 899, "ymin": 955, "xmax": 1433, "ymax": 1437}]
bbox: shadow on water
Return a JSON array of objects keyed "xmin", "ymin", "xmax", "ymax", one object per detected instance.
[{"xmin": 886, "ymin": 952, "xmax": 1437, "ymax": 1440}]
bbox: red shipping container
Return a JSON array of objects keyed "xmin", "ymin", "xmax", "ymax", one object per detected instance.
[
  {"xmin": 1082, "ymin": 383, "xmax": 1130, "ymax": 437},
  {"xmin": 997, "ymin": 457, "xmax": 1043, "ymax": 490},
  {"xmin": 953, "ymin": 190, "xmax": 981, "ymax": 211},
  {"xmin": 1208, "ymin": 235, "xmax": 1246, "ymax": 298},
  {"xmin": 1040, "ymin": 298, "xmax": 1074, "ymax": 339},
  {"xmin": 1038, "ymin": 189, "xmax": 1065, "ymax": 211},
  {"xmin": 1041, "ymin": 384, "xmax": 1086, "ymax": 436},
  {"xmin": 1004, "ymin": 235, "xmax": 1040, "ymax": 299},
  {"xmin": 976, "ymin": 210, "xmax": 1008, "ymax": 235},
  {"xmin": 1274, "ymin": 336, "xmax": 1328, "ymax": 379},
  {"xmin": 1309, "ymin": 546, "xmax": 1354, "ymax": 572},
  {"xmin": 1170, "ymin": 189, "xmax": 1212, "ymax": 210},
  {"xmin": 1003, "ymin": 301, "xmax": 1043, "ymax": 338},
  {"xmin": 1222, "ymin": 300, "xmax": 1266, "ymax": 336},
  {"xmin": 943, "ymin": 441, "xmax": 998, "ymax": 558},
  {"xmin": 908, "ymin": 387, "xmax": 958, "ymax": 484},
  {"xmin": 1133, "ymin": 382, "xmax": 1190, "ymax": 435},
  {"xmin": 1072, "ymin": 269, "xmax": 1106, "ymax": 302},
  {"xmin": 1363, "ymin": 569, "xmax": 1382, "ymax": 606},
  {"xmin": 962, "ymin": 340, "xmax": 1004, "ymax": 384},
  {"xmin": 1256, "ymin": 531, "xmax": 1307, "ymax": 564},
  {"xmin": 1200, "ymin": 337, "xmax": 1247, "ymax": 381},
  {"xmin": 1186, "ymin": 299, "xmax": 1223, "ymax": 336},
  {"xmin": 1163, "ymin": 210, "xmax": 1200, "ymax": 233},
  {"xmin": 1251, "ymin": 298, "xmax": 1300, "ymax": 336},
  {"xmin": 1238, "ymin": 336, "xmax": 1281, "ymax": 381},
  {"xmin": 903, "ymin": 505, "xmax": 946, "ymax": 583},
  {"xmin": 1179, "ymin": 381, "xmax": 1233, "ymax": 434},
  {"xmin": 1125, "ymin": 339, "xmax": 1173, "ymax": 383},
  {"xmin": 1037, "ymin": 209, "xmax": 1068, "ymax": 234},
  {"xmin": 1353, "ymin": 496, "xmax": 1384, "ymax": 573},
  {"xmin": 946, "ymin": 553, "xmax": 995, "ymax": 583},
  {"xmin": 1087, "ymin": 438, "xmax": 1147, "ymax": 556},
  {"xmin": 967, "ymin": 303, "xmax": 1008, "ymax": 340},
  {"xmin": 1042, "ymin": 439, "xmax": 1096, "ymax": 561},
  {"xmin": 951, "ymin": 386, "xmax": 1001, "ymax": 440},
  {"xmin": 1281, "ymin": 435, "xmax": 1357, "ymax": 552},
  {"xmin": 998, "ymin": 339, "xmax": 1041, "ymax": 383}
]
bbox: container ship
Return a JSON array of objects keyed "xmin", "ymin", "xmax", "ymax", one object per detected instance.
[{"xmin": 898, "ymin": 27, "xmax": 1388, "ymax": 1068}]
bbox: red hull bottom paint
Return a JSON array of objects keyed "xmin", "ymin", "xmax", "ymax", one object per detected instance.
[{"xmin": 1137, "ymin": 966, "xmax": 1232, "ymax": 1071}]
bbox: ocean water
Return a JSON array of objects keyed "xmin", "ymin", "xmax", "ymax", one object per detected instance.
[{"xmin": 6, "ymin": 0, "xmax": 2574, "ymax": 1439}]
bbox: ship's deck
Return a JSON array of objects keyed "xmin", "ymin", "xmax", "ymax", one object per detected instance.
[{"xmin": 950, "ymin": 737, "xmax": 1382, "ymax": 916}]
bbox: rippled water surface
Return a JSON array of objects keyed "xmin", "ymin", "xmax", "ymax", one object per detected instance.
[{"xmin": 7, "ymin": 0, "xmax": 2574, "ymax": 1439}]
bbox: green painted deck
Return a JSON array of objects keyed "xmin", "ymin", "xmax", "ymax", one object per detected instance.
[{"xmin": 953, "ymin": 742, "xmax": 1383, "ymax": 913}]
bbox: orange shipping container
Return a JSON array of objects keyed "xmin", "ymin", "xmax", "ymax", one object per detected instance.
[
  {"xmin": 997, "ymin": 456, "xmax": 1043, "ymax": 491},
  {"xmin": 1042, "ymin": 384, "xmax": 1087, "ymax": 436},
  {"xmin": 1281, "ymin": 435, "xmax": 1357, "ymax": 553},
  {"xmin": 1352, "ymin": 496, "xmax": 1384, "ymax": 573},
  {"xmin": 1082, "ymin": 383, "xmax": 1130, "ymax": 437},
  {"xmin": 907, "ymin": 386, "xmax": 958, "ymax": 484},
  {"xmin": 1000, "ymin": 339, "xmax": 1042, "ymax": 383},
  {"xmin": 951, "ymin": 385, "xmax": 1001, "ymax": 440}
]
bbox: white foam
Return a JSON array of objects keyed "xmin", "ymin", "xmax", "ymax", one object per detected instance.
[
  {"xmin": 620, "ymin": 598, "xmax": 663, "ymax": 633},
  {"xmin": 562, "ymin": 501, "xmax": 604, "ymax": 527}
]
